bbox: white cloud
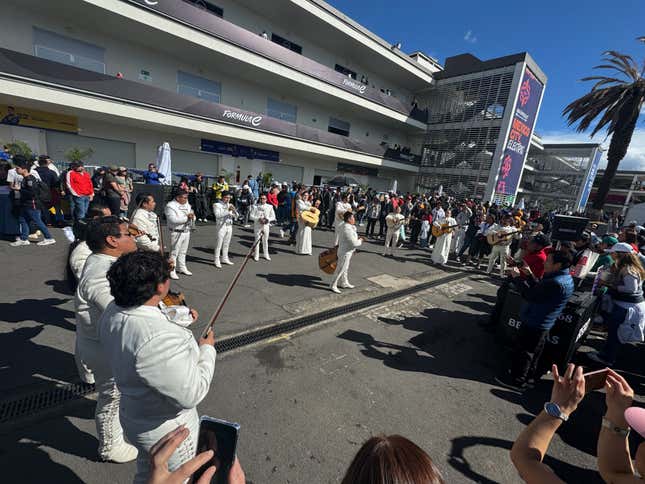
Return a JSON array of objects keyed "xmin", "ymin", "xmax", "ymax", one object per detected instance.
[
  {"xmin": 464, "ymin": 30, "xmax": 477, "ymax": 43},
  {"xmin": 540, "ymin": 128, "xmax": 645, "ymax": 171}
]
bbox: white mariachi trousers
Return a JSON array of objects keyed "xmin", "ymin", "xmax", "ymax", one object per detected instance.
[
  {"xmin": 331, "ymin": 250, "xmax": 353, "ymax": 288},
  {"xmin": 254, "ymin": 224, "xmax": 270, "ymax": 259},
  {"xmin": 76, "ymin": 336, "xmax": 126, "ymax": 460},
  {"xmin": 384, "ymin": 228, "xmax": 400, "ymax": 255},
  {"xmin": 487, "ymin": 244, "xmax": 510, "ymax": 275},
  {"xmin": 170, "ymin": 231, "xmax": 190, "ymax": 271},
  {"xmin": 214, "ymin": 224, "xmax": 233, "ymax": 263}
]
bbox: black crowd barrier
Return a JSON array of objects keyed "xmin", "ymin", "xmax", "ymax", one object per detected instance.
[{"xmin": 497, "ymin": 287, "xmax": 596, "ymax": 375}]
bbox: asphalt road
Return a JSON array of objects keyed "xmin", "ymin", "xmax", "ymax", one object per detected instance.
[{"xmin": 1, "ymin": 224, "xmax": 643, "ymax": 483}]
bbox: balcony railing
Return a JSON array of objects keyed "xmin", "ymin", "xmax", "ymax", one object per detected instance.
[
  {"xmin": 123, "ymin": 0, "xmax": 429, "ymax": 124},
  {"xmin": 0, "ymin": 48, "xmax": 421, "ymax": 166}
]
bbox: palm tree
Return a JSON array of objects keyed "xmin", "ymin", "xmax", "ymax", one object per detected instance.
[{"xmin": 563, "ymin": 37, "xmax": 645, "ymax": 211}]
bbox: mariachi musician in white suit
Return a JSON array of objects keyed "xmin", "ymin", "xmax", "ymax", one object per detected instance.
[
  {"xmin": 212, "ymin": 191, "xmax": 237, "ymax": 269},
  {"xmin": 130, "ymin": 193, "xmax": 160, "ymax": 253},
  {"xmin": 296, "ymin": 192, "xmax": 315, "ymax": 255},
  {"xmin": 249, "ymin": 193, "xmax": 276, "ymax": 261},
  {"xmin": 330, "ymin": 211, "xmax": 363, "ymax": 294}
]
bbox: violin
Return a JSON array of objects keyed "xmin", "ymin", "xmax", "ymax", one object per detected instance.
[
  {"xmin": 128, "ymin": 223, "xmax": 157, "ymax": 241},
  {"xmin": 163, "ymin": 289, "xmax": 187, "ymax": 307}
]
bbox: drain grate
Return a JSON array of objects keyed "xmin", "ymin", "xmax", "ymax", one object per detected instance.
[
  {"xmin": 0, "ymin": 271, "xmax": 469, "ymax": 424},
  {"xmin": 0, "ymin": 382, "xmax": 95, "ymax": 424},
  {"xmin": 213, "ymin": 271, "xmax": 469, "ymax": 353}
]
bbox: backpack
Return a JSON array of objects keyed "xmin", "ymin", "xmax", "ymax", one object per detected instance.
[{"xmin": 34, "ymin": 178, "xmax": 52, "ymax": 206}]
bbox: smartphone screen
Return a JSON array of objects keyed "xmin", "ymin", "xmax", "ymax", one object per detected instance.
[
  {"xmin": 584, "ymin": 368, "xmax": 609, "ymax": 393},
  {"xmin": 193, "ymin": 416, "xmax": 240, "ymax": 484}
]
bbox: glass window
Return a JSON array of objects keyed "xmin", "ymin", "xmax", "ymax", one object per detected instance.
[
  {"xmin": 328, "ymin": 117, "xmax": 350, "ymax": 137},
  {"xmin": 267, "ymin": 98, "xmax": 297, "ymax": 123},
  {"xmin": 33, "ymin": 27, "xmax": 105, "ymax": 74},
  {"xmin": 334, "ymin": 64, "xmax": 357, "ymax": 79},
  {"xmin": 177, "ymin": 71, "xmax": 221, "ymax": 103},
  {"xmin": 182, "ymin": 0, "xmax": 223, "ymax": 17},
  {"xmin": 271, "ymin": 33, "xmax": 302, "ymax": 55}
]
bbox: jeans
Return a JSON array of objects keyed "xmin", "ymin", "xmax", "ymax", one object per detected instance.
[
  {"xmin": 511, "ymin": 325, "xmax": 549, "ymax": 382},
  {"xmin": 366, "ymin": 218, "xmax": 377, "ymax": 236},
  {"xmin": 71, "ymin": 195, "xmax": 90, "ymax": 221},
  {"xmin": 18, "ymin": 207, "xmax": 52, "ymax": 240},
  {"xmin": 106, "ymin": 196, "xmax": 121, "ymax": 218},
  {"xmin": 458, "ymin": 233, "xmax": 476, "ymax": 258},
  {"xmin": 599, "ymin": 303, "xmax": 628, "ymax": 364}
]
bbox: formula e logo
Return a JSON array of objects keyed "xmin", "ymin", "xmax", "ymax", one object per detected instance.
[
  {"xmin": 519, "ymin": 78, "xmax": 531, "ymax": 107},
  {"xmin": 222, "ymin": 110, "xmax": 262, "ymax": 127},
  {"xmin": 144, "ymin": 0, "xmax": 159, "ymax": 5},
  {"xmin": 342, "ymin": 78, "xmax": 367, "ymax": 94}
]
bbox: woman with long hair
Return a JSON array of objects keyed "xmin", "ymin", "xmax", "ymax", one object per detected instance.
[
  {"xmin": 0, "ymin": 159, "xmax": 20, "ymax": 238},
  {"xmin": 341, "ymin": 435, "xmax": 444, "ymax": 484},
  {"xmin": 590, "ymin": 243, "xmax": 645, "ymax": 365}
]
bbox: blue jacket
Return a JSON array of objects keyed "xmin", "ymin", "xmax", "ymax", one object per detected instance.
[
  {"xmin": 518, "ymin": 269, "xmax": 575, "ymax": 331},
  {"xmin": 143, "ymin": 171, "xmax": 165, "ymax": 185},
  {"xmin": 248, "ymin": 178, "xmax": 259, "ymax": 198}
]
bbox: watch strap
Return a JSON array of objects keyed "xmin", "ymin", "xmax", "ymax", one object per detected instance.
[
  {"xmin": 544, "ymin": 402, "xmax": 569, "ymax": 422},
  {"xmin": 602, "ymin": 417, "xmax": 630, "ymax": 437}
]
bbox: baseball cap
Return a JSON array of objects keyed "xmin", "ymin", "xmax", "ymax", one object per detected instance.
[
  {"xmin": 109, "ymin": 165, "xmax": 119, "ymax": 171},
  {"xmin": 531, "ymin": 233, "xmax": 551, "ymax": 247},
  {"xmin": 602, "ymin": 236, "xmax": 619, "ymax": 246},
  {"xmin": 625, "ymin": 407, "xmax": 645, "ymax": 438},
  {"xmin": 607, "ymin": 242, "xmax": 634, "ymax": 253}
]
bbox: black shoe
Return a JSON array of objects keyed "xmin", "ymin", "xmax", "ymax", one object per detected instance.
[{"xmin": 494, "ymin": 374, "xmax": 528, "ymax": 391}]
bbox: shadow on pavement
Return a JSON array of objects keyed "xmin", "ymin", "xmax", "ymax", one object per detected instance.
[
  {"xmin": 44, "ymin": 279, "xmax": 74, "ymax": 296},
  {"xmin": 0, "ymin": 298, "xmax": 75, "ymax": 331},
  {"xmin": 448, "ymin": 435, "xmax": 603, "ymax": 484},
  {"xmin": 257, "ymin": 273, "xmax": 328, "ymax": 290}
]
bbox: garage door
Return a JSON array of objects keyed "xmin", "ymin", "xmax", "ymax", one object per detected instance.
[
  {"xmin": 172, "ymin": 149, "xmax": 220, "ymax": 177},
  {"xmin": 314, "ymin": 169, "xmax": 338, "ymax": 184},
  {"xmin": 46, "ymin": 131, "xmax": 135, "ymax": 167},
  {"xmin": 264, "ymin": 163, "xmax": 303, "ymax": 185}
]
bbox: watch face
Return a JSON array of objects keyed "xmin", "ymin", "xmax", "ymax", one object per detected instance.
[{"xmin": 545, "ymin": 402, "xmax": 560, "ymax": 417}]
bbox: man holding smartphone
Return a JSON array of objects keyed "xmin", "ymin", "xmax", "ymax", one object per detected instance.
[{"xmin": 100, "ymin": 251, "xmax": 216, "ymax": 484}]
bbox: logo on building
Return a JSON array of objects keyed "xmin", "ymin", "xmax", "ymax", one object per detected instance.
[
  {"xmin": 144, "ymin": 0, "xmax": 159, "ymax": 5},
  {"xmin": 222, "ymin": 110, "xmax": 263, "ymax": 127},
  {"xmin": 519, "ymin": 79, "xmax": 531, "ymax": 107},
  {"xmin": 342, "ymin": 78, "xmax": 367, "ymax": 94}
]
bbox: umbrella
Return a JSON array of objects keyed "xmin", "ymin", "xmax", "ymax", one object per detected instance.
[
  {"xmin": 517, "ymin": 198, "xmax": 525, "ymax": 210},
  {"xmin": 156, "ymin": 142, "xmax": 172, "ymax": 185},
  {"xmin": 390, "ymin": 179, "xmax": 398, "ymax": 194},
  {"xmin": 327, "ymin": 175, "xmax": 360, "ymax": 187}
]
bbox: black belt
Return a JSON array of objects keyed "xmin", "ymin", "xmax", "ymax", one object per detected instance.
[{"xmin": 171, "ymin": 229, "xmax": 190, "ymax": 233}]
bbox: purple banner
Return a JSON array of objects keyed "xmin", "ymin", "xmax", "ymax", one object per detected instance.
[
  {"xmin": 124, "ymin": 0, "xmax": 427, "ymax": 123},
  {"xmin": 495, "ymin": 67, "xmax": 544, "ymax": 195}
]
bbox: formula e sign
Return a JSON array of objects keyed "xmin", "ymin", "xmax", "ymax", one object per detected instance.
[{"xmin": 222, "ymin": 109, "xmax": 263, "ymax": 127}]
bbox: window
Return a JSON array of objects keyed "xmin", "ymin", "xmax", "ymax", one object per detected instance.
[
  {"xmin": 33, "ymin": 27, "xmax": 105, "ymax": 74},
  {"xmin": 182, "ymin": 0, "xmax": 223, "ymax": 17},
  {"xmin": 334, "ymin": 64, "xmax": 357, "ymax": 79},
  {"xmin": 271, "ymin": 33, "xmax": 302, "ymax": 55},
  {"xmin": 177, "ymin": 71, "xmax": 221, "ymax": 103},
  {"xmin": 267, "ymin": 98, "xmax": 297, "ymax": 123},
  {"xmin": 328, "ymin": 117, "xmax": 350, "ymax": 137}
]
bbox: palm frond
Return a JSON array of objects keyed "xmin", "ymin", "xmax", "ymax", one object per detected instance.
[
  {"xmin": 581, "ymin": 76, "xmax": 629, "ymax": 90},
  {"xmin": 601, "ymin": 51, "xmax": 640, "ymax": 80}
]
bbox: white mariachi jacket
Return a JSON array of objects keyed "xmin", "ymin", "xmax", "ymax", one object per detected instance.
[
  {"xmin": 75, "ymin": 253, "xmax": 116, "ymax": 341},
  {"xmin": 213, "ymin": 201, "xmax": 235, "ymax": 228},
  {"xmin": 131, "ymin": 208, "xmax": 160, "ymax": 252},
  {"xmin": 250, "ymin": 203, "xmax": 276, "ymax": 227},
  {"xmin": 99, "ymin": 303, "xmax": 216, "ymax": 438},
  {"xmin": 165, "ymin": 200, "xmax": 192, "ymax": 232},
  {"xmin": 335, "ymin": 202, "xmax": 352, "ymax": 225},
  {"xmin": 296, "ymin": 199, "xmax": 311, "ymax": 218},
  {"xmin": 338, "ymin": 222, "xmax": 362, "ymax": 255},
  {"xmin": 385, "ymin": 213, "xmax": 405, "ymax": 231},
  {"xmin": 69, "ymin": 241, "xmax": 92, "ymax": 281}
]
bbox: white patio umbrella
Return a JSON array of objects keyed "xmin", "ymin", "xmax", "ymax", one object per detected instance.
[
  {"xmin": 156, "ymin": 142, "xmax": 172, "ymax": 185},
  {"xmin": 517, "ymin": 198, "xmax": 525, "ymax": 210},
  {"xmin": 390, "ymin": 179, "xmax": 398, "ymax": 194}
]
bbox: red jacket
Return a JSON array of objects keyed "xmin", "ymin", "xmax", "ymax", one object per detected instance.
[
  {"xmin": 267, "ymin": 192, "xmax": 278, "ymax": 208},
  {"xmin": 66, "ymin": 170, "xmax": 93, "ymax": 197},
  {"xmin": 523, "ymin": 248, "xmax": 547, "ymax": 279}
]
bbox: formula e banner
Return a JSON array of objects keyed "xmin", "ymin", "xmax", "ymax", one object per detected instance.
[
  {"xmin": 578, "ymin": 148, "xmax": 603, "ymax": 211},
  {"xmin": 495, "ymin": 67, "xmax": 544, "ymax": 196}
]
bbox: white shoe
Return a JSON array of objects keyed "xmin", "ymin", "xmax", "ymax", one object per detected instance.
[
  {"xmin": 244, "ymin": 224, "xmax": 251, "ymax": 228},
  {"xmin": 103, "ymin": 442, "xmax": 138, "ymax": 463},
  {"xmin": 279, "ymin": 229, "xmax": 284, "ymax": 238},
  {"xmin": 264, "ymin": 256, "xmax": 271, "ymax": 261},
  {"xmin": 253, "ymin": 256, "xmax": 260, "ymax": 262},
  {"xmin": 28, "ymin": 232, "xmax": 41, "ymax": 242},
  {"xmin": 37, "ymin": 238, "xmax": 56, "ymax": 246},
  {"xmin": 214, "ymin": 261, "xmax": 222, "ymax": 268},
  {"xmin": 330, "ymin": 286, "xmax": 342, "ymax": 294},
  {"xmin": 178, "ymin": 269, "xmax": 192, "ymax": 276},
  {"xmin": 170, "ymin": 270, "xmax": 179, "ymax": 280},
  {"xmin": 10, "ymin": 239, "xmax": 30, "ymax": 247},
  {"xmin": 223, "ymin": 260, "xmax": 234, "ymax": 265},
  {"xmin": 341, "ymin": 283, "xmax": 355, "ymax": 289}
]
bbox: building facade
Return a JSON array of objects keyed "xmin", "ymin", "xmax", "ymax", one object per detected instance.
[
  {"xmin": 589, "ymin": 170, "xmax": 645, "ymax": 216},
  {"xmin": 417, "ymin": 53, "xmax": 547, "ymax": 203},
  {"xmin": 0, "ymin": 0, "xmax": 547, "ymax": 197},
  {"xmin": 518, "ymin": 141, "xmax": 603, "ymax": 212}
]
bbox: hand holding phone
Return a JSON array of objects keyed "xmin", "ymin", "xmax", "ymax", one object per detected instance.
[
  {"xmin": 193, "ymin": 417, "xmax": 241, "ymax": 484},
  {"xmin": 583, "ymin": 368, "xmax": 609, "ymax": 393}
]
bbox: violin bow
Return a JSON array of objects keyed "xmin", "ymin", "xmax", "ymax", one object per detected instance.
[{"xmin": 200, "ymin": 234, "xmax": 262, "ymax": 338}]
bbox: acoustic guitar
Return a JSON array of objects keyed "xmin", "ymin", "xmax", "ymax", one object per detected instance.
[
  {"xmin": 486, "ymin": 229, "xmax": 521, "ymax": 246},
  {"xmin": 301, "ymin": 207, "xmax": 321, "ymax": 228},
  {"xmin": 431, "ymin": 223, "xmax": 460, "ymax": 238},
  {"xmin": 319, "ymin": 247, "xmax": 338, "ymax": 274}
]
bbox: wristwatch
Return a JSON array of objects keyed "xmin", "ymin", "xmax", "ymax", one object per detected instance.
[
  {"xmin": 544, "ymin": 402, "xmax": 569, "ymax": 422},
  {"xmin": 602, "ymin": 417, "xmax": 630, "ymax": 437}
]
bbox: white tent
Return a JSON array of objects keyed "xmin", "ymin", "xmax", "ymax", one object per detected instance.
[{"xmin": 156, "ymin": 142, "xmax": 172, "ymax": 185}]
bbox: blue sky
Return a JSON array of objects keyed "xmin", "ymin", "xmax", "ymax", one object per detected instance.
[{"xmin": 329, "ymin": 0, "xmax": 645, "ymax": 169}]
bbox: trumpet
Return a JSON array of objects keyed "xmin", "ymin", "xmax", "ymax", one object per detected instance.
[{"xmin": 228, "ymin": 203, "xmax": 240, "ymax": 219}]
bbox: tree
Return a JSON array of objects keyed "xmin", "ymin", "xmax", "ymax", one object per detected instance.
[
  {"xmin": 65, "ymin": 147, "xmax": 94, "ymax": 164},
  {"xmin": 4, "ymin": 140, "xmax": 34, "ymax": 159},
  {"xmin": 563, "ymin": 37, "xmax": 645, "ymax": 211}
]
